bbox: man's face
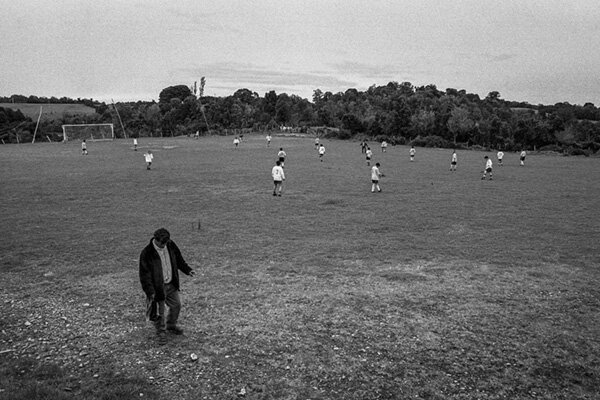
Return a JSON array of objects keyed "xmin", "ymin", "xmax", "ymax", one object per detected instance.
[{"xmin": 154, "ymin": 237, "xmax": 170, "ymax": 248}]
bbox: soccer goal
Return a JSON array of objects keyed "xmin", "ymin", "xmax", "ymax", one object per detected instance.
[{"xmin": 62, "ymin": 124, "xmax": 115, "ymax": 142}]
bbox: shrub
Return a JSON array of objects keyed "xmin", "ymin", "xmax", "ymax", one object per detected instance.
[
  {"xmin": 410, "ymin": 135, "xmax": 452, "ymax": 148},
  {"xmin": 578, "ymin": 141, "xmax": 600, "ymax": 153},
  {"xmin": 564, "ymin": 147, "xmax": 591, "ymax": 156},
  {"xmin": 321, "ymin": 128, "xmax": 352, "ymax": 140},
  {"xmin": 538, "ymin": 144, "xmax": 563, "ymax": 152}
]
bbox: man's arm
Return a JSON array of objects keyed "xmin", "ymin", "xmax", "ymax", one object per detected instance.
[
  {"xmin": 171, "ymin": 242, "xmax": 194, "ymax": 276},
  {"xmin": 139, "ymin": 249, "xmax": 155, "ymax": 298}
]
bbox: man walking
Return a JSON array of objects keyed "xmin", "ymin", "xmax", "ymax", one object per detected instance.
[{"xmin": 139, "ymin": 228, "xmax": 195, "ymax": 345}]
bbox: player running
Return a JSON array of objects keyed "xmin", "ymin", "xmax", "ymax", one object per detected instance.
[
  {"xmin": 144, "ymin": 150, "xmax": 154, "ymax": 170},
  {"xmin": 520, "ymin": 150, "xmax": 526, "ymax": 166},
  {"xmin": 450, "ymin": 150, "xmax": 457, "ymax": 171},
  {"xmin": 277, "ymin": 148, "xmax": 287, "ymax": 168},
  {"xmin": 318, "ymin": 144, "xmax": 326, "ymax": 162}
]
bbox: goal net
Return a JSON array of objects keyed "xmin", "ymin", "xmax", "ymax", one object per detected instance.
[{"xmin": 62, "ymin": 124, "xmax": 114, "ymax": 142}]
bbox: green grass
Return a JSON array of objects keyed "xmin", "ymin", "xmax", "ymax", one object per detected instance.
[{"xmin": 0, "ymin": 135, "xmax": 599, "ymax": 399}]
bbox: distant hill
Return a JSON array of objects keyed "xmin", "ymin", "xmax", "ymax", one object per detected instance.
[{"xmin": 0, "ymin": 103, "xmax": 97, "ymax": 121}]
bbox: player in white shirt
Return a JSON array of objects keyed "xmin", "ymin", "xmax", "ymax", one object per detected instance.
[
  {"xmin": 266, "ymin": 134, "xmax": 272, "ymax": 147},
  {"xmin": 450, "ymin": 150, "xmax": 457, "ymax": 171},
  {"xmin": 497, "ymin": 150, "xmax": 504, "ymax": 166},
  {"xmin": 81, "ymin": 140, "xmax": 88, "ymax": 155},
  {"xmin": 409, "ymin": 146, "xmax": 416, "ymax": 161},
  {"xmin": 133, "ymin": 138, "xmax": 138, "ymax": 151},
  {"xmin": 365, "ymin": 147, "xmax": 373, "ymax": 166},
  {"xmin": 315, "ymin": 137, "xmax": 320, "ymax": 148},
  {"xmin": 318, "ymin": 144, "xmax": 325, "ymax": 161},
  {"xmin": 520, "ymin": 150, "xmax": 526, "ymax": 166},
  {"xmin": 277, "ymin": 148, "xmax": 287, "ymax": 168},
  {"xmin": 371, "ymin": 162, "xmax": 384, "ymax": 192},
  {"xmin": 482, "ymin": 155, "xmax": 493, "ymax": 180},
  {"xmin": 271, "ymin": 160, "xmax": 285, "ymax": 196},
  {"xmin": 381, "ymin": 140, "xmax": 388, "ymax": 153},
  {"xmin": 233, "ymin": 137, "xmax": 240, "ymax": 148},
  {"xmin": 144, "ymin": 150, "xmax": 154, "ymax": 170}
]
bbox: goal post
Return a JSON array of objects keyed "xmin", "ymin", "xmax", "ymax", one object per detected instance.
[{"xmin": 62, "ymin": 124, "xmax": 115, "ymax": 142}]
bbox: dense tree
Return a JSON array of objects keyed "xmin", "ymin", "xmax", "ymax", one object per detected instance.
[
  {"xmin": 3, "ymin": 83, "xmax": 600, "ymax": 154},
  {"xmin": 158, "ymin": 85, "xmax": 192, "ymax": 105},
  {"xmin": 447, "ymin": 106, "xmax": 475, "ymax": 145}
]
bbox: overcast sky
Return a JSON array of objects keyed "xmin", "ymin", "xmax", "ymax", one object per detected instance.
[{"xmin": 1, "ymin": 0, "xmax": 599, "ymax": 105}]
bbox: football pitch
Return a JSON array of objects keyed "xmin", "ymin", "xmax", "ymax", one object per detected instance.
[{"xmin": 0, "ymin": 134, "xmax": 599, "ymax": 399}]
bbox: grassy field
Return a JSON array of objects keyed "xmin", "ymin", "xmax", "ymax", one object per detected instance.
[
  {"xmin": 0, "ymin": 134, "xmax": 599, "ymax": 400},
  {"xmin": 0, "ymin": 103, "xmax": 96, "ymax": 121}
]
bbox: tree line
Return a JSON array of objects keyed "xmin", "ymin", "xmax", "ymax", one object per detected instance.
[{"xmin": 1, "ymin": 82, "xmax": 599, "ymax": 155}]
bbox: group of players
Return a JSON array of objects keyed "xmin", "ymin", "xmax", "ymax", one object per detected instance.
[
  {"xmin": 85, "ymin": 134, "xmax": 528, "ymax": 193},
  {"xmin": 268, "ymin": 136, "xmax": 529, "ymax": 194}
]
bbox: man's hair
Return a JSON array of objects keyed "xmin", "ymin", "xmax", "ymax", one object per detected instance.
[
  {"xmin": 276, "ymin": 160, "xmax": 281, "ymax": 166},
  {"xmin": 376, "ymin": 162, "xmax": 380, "ymax": 166},
  {"xmin": 153, "ymin": 228, "xmax": 170, "ymax": 242}
]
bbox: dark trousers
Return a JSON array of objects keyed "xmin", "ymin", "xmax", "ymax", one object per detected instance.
[{"xmin": 153, "ymin": 283, "xmax": 181, "ymax": 333}]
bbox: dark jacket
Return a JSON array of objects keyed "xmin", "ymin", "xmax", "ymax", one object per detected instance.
[{"xmin": 139, "ymin": 239, "xmax": 193, "ymax": 302}]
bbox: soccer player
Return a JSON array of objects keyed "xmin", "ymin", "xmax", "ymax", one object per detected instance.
[
  {"xmin": 81, "ymin": 139, "xmax": 88, "ymax": 155},
  {"xmin": 410, "ymin": 145, "xmax": 416, "ymax": 161},
  {"xmin": 318, "ymin": 144, "xmax": 325, "ymax": 161},
  {"xmin": 381, "ymin": 140, "xmax": 388, "ymax": 152},
  {"xmin": 277, "ymin": 148, "xmax": 287, "ymax": 168},
  {"xmin": 133, "ymin": 138, "xmax": 138, "ymax": 151},
  {"xmin": 365, "ymin": 147, "xmax": 372, "ymax": 166},
  {"xmin": 233, "ymin": 137, "xmax": 240, "ymax": 148},
  {"xmin": 271, "ymin": 160, "xmax": 285, "ymax": 196},
  {"xmin": 497, "ymin": 150, "xmax": 504, "ymax": 166},
  {"xmin": 371, "ymin": 162, "xmax": 384, "ymax": 193},
  {"xmin": 450, "ymin": 150, "xmax": 457, "ymax": 171},
  {"xmin": 520, "ymin": 150, "xmax": 526, "ymax": 166},
  {"xmin": 266, "ymin": 134, "xmax": 272, "ymax": 147},
  {"xmin": 144, "ymin": 150, "xmax": 154, "ymax": 170},
  {"xmin": 315, "ymin": 137, "xmax": 320, "ymax": 148},
  {"xmin": 482, "ymin": 155, "xmax": 493, "ymax": 180}
]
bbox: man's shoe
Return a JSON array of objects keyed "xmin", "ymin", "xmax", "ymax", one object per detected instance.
[{"xmin": 167, "ymin": 326, "xmax": 184, "ymax": 335}]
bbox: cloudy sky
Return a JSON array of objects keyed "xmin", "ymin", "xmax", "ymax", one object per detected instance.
[{"xmin": 1, "ymin": 0, "xmax": 599, "ymax": 105}]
